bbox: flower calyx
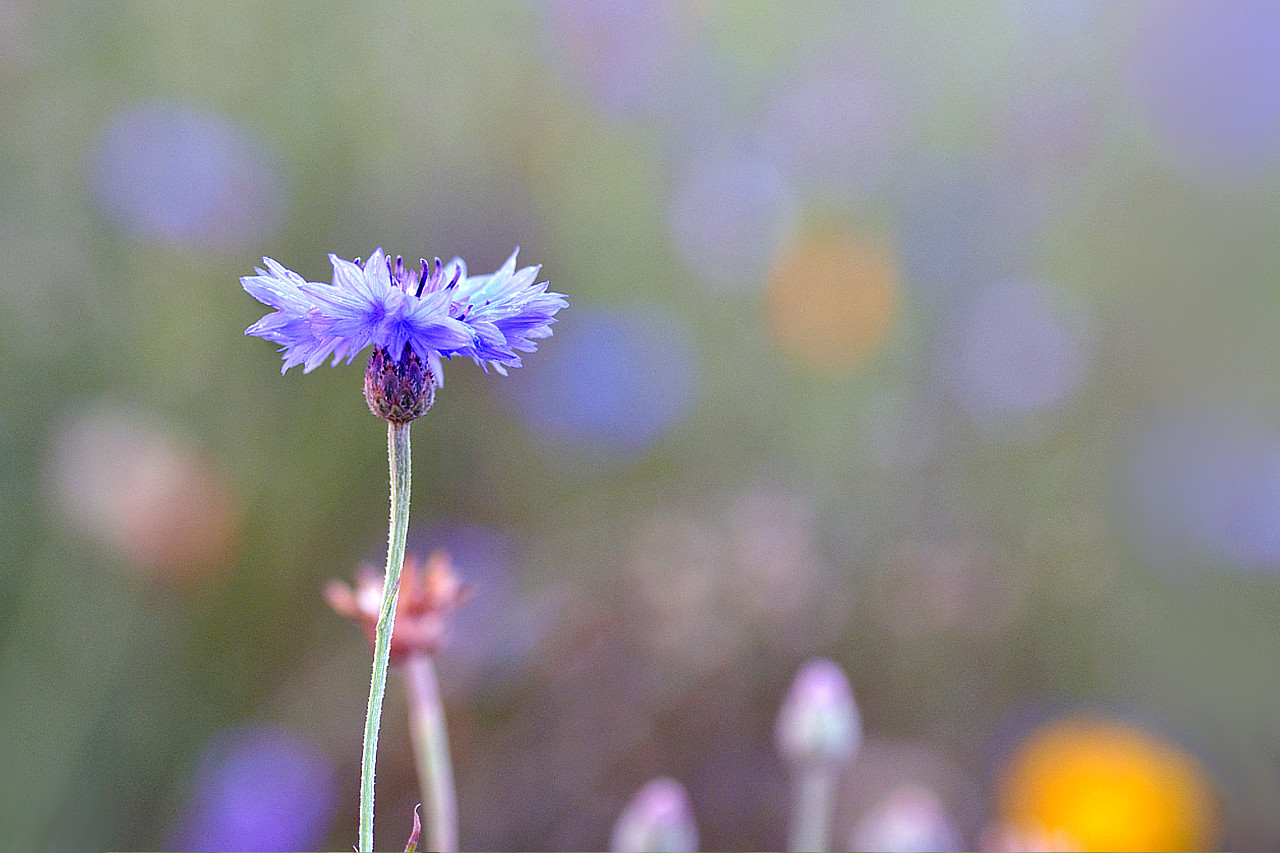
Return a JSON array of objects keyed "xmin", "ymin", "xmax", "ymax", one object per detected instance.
[{"xmin": 364, "ymin": 344, "xmax": 435, "ymax": 422}]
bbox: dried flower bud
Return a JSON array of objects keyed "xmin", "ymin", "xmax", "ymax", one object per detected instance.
[
  {"xmin": 775, "ymin": 658, "xmax": 862, "ymax": 769},
  {"xmin": 364, "ymin": 344, "xmax": 435, "ymax": 422},
  {"xmin": 326, "ymin": 551, "xmax": 469, "ymax": 662},
  {"xmin": 610, "ymin": 777, "xmax": 699, "ymax": 853}
]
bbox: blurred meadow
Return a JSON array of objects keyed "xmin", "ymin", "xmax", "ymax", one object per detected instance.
[{"xmin": 5, "ymin": 1, "xmax": 1280, "ymax": 850}]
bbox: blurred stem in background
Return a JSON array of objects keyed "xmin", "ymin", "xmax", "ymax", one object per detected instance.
[
  {"xmin": 405, "ymin": 652, "xmax": 458, "ymax": 852},
  {"xmin": 788, "ymin": 767, "xmax": 837, "ymax": 853},
  {"xmin": 359, "ymin": 421, "xmax": 413, "ymax": 852}
]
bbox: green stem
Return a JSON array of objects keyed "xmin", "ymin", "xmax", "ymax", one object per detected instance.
[
  {"xmin": 359, "ymin": 420, "xmax": 412, "ymax": 852},
  {"xmin": 405, "ymin": 652, "xmax": 458, "ymax": 852},
  {"xmin": 788, "ymin": 766, "xmax": 836, "ymax": 853}
]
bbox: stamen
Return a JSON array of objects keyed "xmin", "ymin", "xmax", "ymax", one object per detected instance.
[{"xmin": 416, "ymin": 259, "xmax": 430, "ymax": 297}]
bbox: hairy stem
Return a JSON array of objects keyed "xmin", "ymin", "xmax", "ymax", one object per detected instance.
[
  {"xmin": 405, "ymin": 652, "xmax": 459, "ymax": 852},
  {"xmin": 359, "ymin": 420, "xmax": 412, "ymax": 852}
]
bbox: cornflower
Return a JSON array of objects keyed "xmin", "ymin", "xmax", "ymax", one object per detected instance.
[{"xmin": 242, "ymin": 247, "xmax": 565, "ymax": 852}]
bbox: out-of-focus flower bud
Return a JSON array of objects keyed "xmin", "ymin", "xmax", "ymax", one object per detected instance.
[
  {"xmin": 326, "ymin": 550, "xmax": 469, "ymax": 662},
  {"xmin": 776, "ymin": 657, "xmax": 862, "ymax": 769},
  {"xmin": 610, "ymin": 777, "xmax": 699, "ymax": 853},
  {"xmin": 851, "ymin": 783, "xmax": 962, "ymax": 853}
]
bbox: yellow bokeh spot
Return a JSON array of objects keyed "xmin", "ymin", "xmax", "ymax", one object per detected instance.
[
  {"xmin": 997, "ymin": 716, "xmax": 1220, "ymax": 852},
  {"xmin": 766, "ymin": 229, "xmax": 897, "ymax": 371}
]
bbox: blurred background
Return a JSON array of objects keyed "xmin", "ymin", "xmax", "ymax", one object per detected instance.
[{"xmin": 4, "ymin": 1, "xmax": 1280, "ymax": 850}]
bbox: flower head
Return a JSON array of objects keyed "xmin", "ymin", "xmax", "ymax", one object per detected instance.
[
  {"xmin": 325, "ymin": 551, "xmax": 470, "ymax": 662},
  {"xmin": 242, "ymin": 248, "xmax": 567, "ymax": 384}
]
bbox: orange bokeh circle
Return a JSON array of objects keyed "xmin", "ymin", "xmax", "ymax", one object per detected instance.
[{"xmin": 766, "ymin": 230, "xmax": 897, "ymax": 371}]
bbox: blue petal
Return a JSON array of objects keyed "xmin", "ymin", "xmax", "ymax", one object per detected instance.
[{"xmin": 244, "ymin": 248, "xmax": 566, "ymax": 377}]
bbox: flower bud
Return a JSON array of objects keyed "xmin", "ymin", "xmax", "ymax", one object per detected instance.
[
  {"xmin": 851, "ymin": 784, "xmax": 962, "ymax": 853},
  {"xmin": 364, "ymin": 344, "xmax": 435, "ymax": 422},
  {"xmin": 404, "ymin": 804, "xmax": 422, "ymax": 852},
  {"xmin": 776, "ymin": 658, "xmax": 862, "ymax": 769},
  {"xmin": 326, "ymin": 551, "xmax": 469, "ymax": 662},
  {"xmin": 610, "ymin": 777, "xmax": 699, "ymax": 853}
]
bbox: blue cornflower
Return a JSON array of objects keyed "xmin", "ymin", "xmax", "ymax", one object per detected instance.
[
  {"xmin": 242, "ymin": 249, "xmax": 563, "ymax": 846},
  {"xmin": 243, "ymin": 247, "xmax": 566, "ymax": 421},
  {"xmin": 242, "ymin": 247, "xmax": 567, "ymax": 382}
]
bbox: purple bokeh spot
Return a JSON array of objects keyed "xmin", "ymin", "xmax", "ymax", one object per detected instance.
[
  {"xmin": 501, "ymin": 306, "xmax": 699, "ymax": 459},
  {"xmin": 1128, "ymin": 0, "xmax": 1280, "ymax": 180},
  {"xmin": 898, "ymin": 166, "xmax": 1044, "ymax": 306},
  {"xmin": 170, "ymin": 725, "xmax": 336, "ymax": 852},
  {"xmin": 407, "ymin": 521, "xmax": 553, "ymax": 688},
  {"xmin": 669, "ymin": 148, "xmax": 795, "ymax": 291},
  {"xmin": 1004, "ymin": 83, "xmax": 1099, "ymax": 172},
  {"xmin": 536, "ymin": 0, "xmax": 713, "ymax": 125},
  {"xmin": 947, "ymin": 280, "xmax": 1091, "ymax": 428},
  {"xmin": 91, "ymin": 102, "xmax": 287, "ymax": 249},
  {"xmin": 1003, "ymin": 0, "xmax": 1110, "ymax": 43},
  {"xmin": 757, "ymin": 56, "xmax": 898, "ymax": 201},
  {"xmin": 1125, "ymin": 413, "xmax": 1280, "ymax": 572}
]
